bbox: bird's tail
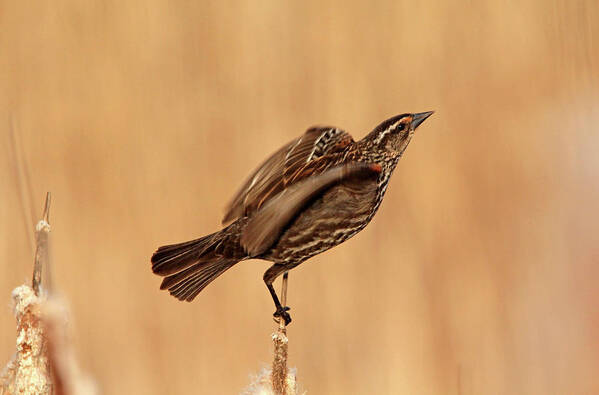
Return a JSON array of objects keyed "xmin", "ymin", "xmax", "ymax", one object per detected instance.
[{"xmin": 151, "ymin": 227, "xmax": 243, "ymax": 302}]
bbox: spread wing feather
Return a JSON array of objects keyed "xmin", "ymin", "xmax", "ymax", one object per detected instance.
[
  {"xmin": 240, "ymin": 162, "xmax": 382, "ymax": 256},
  {"xmin": 222, "ymin": 126, "xmax": 355, "ymax": 224}
]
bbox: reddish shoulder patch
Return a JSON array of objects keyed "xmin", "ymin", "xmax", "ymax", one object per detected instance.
[{"xmin": 369, "ymin": 163, "xmax": 382, "ymax": 173}]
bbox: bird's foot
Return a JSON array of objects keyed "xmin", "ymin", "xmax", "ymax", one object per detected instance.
[{"xmin": 273, "ymin": 306, "xmax": 292, "ymax": 325}]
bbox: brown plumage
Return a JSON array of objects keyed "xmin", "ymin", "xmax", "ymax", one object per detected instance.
[{"xmin": 151, "ymin": 111, "xmax": 433, "ymax": 324}]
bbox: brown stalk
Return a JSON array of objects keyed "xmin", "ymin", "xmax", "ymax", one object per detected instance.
[
  {"xmin": 1, "ymin": 194, "xmax": 96, "ymax": 395},
  {"xmin": 32, "ymin": 192, "xmax": 51, "ymax": 296},
  {"xmin": 271, "ymin": 272, "xmax": 289, "ymax": 395}
]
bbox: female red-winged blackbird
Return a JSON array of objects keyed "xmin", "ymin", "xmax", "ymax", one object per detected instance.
[{"xmin": 151, "ymin": 112, "xmax": 433, "ymax": 325}]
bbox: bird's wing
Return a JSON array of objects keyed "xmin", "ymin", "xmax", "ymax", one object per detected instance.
[
  {"xmin": 222, "ymin": 126, "xmax": 355, "ymax": 224},
  {"xmin": 240, "ymin": 162, "xmax": 382, "ymax": 256}
]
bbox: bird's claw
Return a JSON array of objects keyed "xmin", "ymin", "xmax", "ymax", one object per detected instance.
[{"xmin": 273, "ymin": 306, "xmax": 292, "ymax": 325}]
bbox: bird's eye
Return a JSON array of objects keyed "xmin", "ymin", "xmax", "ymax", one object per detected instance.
[{"xmin": 393, "ymin": 123, "xmax": 405, "ymax": 133}]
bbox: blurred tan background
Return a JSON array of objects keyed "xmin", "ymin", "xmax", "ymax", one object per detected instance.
[{"xmin": 1, "ymin": 1, "xmax": 598, "ymax": 394}]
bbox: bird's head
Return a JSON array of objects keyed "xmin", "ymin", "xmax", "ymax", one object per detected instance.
[{"xmin": 366, "ymin": 111, "xmax": 434, "ymax": 154}]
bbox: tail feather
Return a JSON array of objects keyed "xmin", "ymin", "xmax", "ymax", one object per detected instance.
[
  {"xmin": 159, "ymin": 261, "xmax": 204, "ymax": 290},
  {"xmin": 151, "ymin": 233, "xmax": 217, "ymax": 275},
  {"xmin": 165, "ymin": 258, "xmax": 237, "ymax": 302},
  {"xmin": 151, "ymin": 226, "xmax": 244, "ymax": 302},
  {"xmin": 167, "ymin": 259, "xmax": 236, "ymax": 301}
]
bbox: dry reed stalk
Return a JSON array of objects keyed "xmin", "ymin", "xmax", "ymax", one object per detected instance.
[
  {"xmin": 1, "ymin": 193, "xmax": 53, "ymax": 395},
  {"xmin": 32, "ymin": 193, "xmax": 51, "ymax": 296},
  {"xmin": 244, "ymin": 272, "xmax": 301, "ymax": 395},
  {"xmin": 271, "ymin": 272, "xmax": 292, "ymax": 394},
  {"xmin": 1, "ymin": 194, "xmax": 96, "ymax": 395},
  {"xmin": 0, "ymin": 285, "xmax": 52, "ymax": 394}
]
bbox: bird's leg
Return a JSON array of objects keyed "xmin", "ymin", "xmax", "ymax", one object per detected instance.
[
  {"xmin": 279, "ymin": 272, "xmax": 290, "ymax": 326},
  {"xmin": 281, "ymin": 272, "xmax": 289, "ymax": 306},
  {"xmin": 264, "ymin": 265, "xmax": 291, "ymax": 325},
  {"xmin": 267, "ymin": 282, "xmax": 291, "ymax": 325}
]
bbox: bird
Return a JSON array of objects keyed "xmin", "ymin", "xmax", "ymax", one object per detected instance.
[{"xmin": 151, "ymin": 111, "xmax": 433, "ymax": 325}]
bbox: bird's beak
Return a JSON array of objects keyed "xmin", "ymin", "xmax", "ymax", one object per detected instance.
[{"xmin": 411, "ymin": 111, "xmax": 434, "ymax": 130}]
